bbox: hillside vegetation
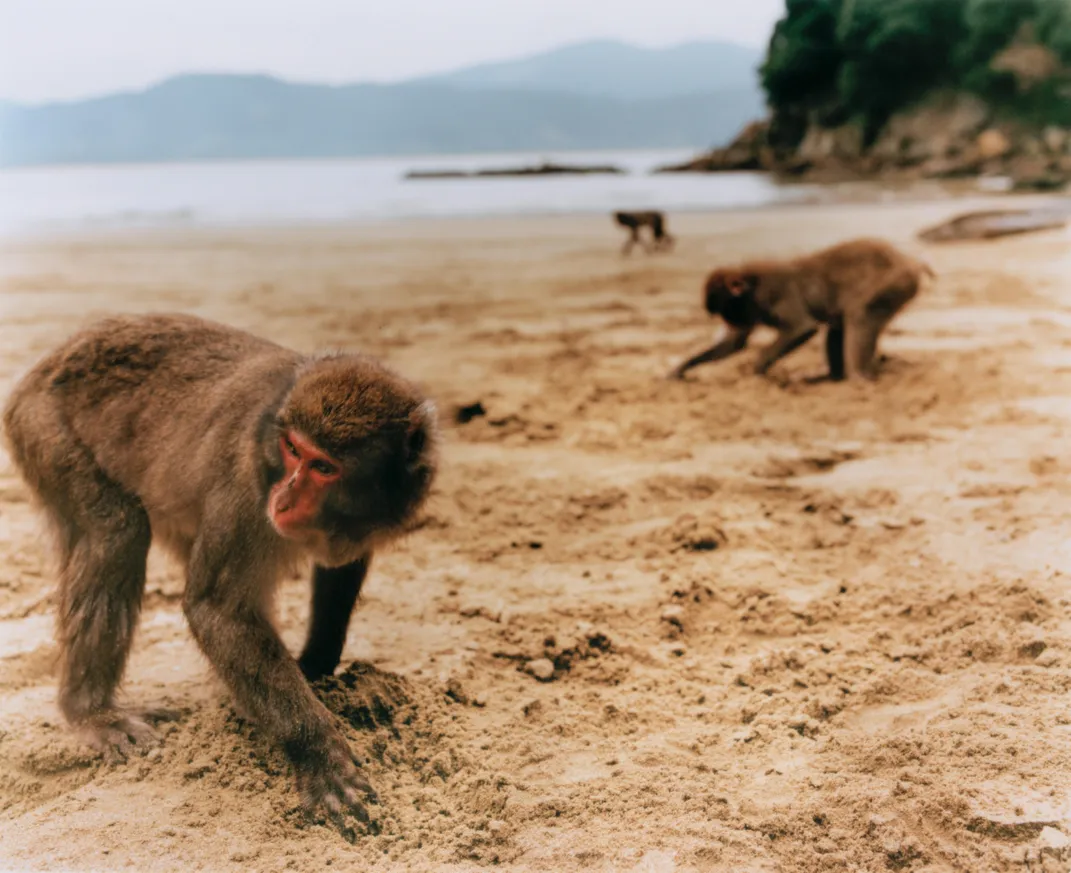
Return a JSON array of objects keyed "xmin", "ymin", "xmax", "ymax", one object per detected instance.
[
  {"xmin": 764, "ymin": 0, "xmax": 1071, "ymax": 142},
  {"xmin": 666, "ymin": 0, "xmax": 1071, "ymax": 187}
]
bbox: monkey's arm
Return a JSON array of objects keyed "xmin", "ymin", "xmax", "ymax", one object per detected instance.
[
  {"xmin": 753, "ymin": 325, "xmax": 818, "ymax": 375},
  {"xmin": 668, "ymin": 327, "xmax": 750, "ymax": 379},
  {"xmin": 299, "ymin": 556, "xmax": 371, "ymax": 681},
  {"xmin": 184, "ymin": 527, "xmax": 374, "ymax": 825}
]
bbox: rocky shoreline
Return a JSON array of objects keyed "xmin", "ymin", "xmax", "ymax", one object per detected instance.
[{"xmin": 658, "ymin": 91, "xmax": 1071, "ymax": 192}]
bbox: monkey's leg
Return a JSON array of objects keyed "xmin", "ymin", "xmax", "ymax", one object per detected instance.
[
  {"xmin": 844, "ymin": 316, "xmax": 883, "ymax": 381},
  {"xmin": 825, "ymin": 321, "xmax": 846, "ymax": 381},
  {"xmin": 2, "ymin": 384, "xmax": 161, "ymax": 759},
  {"xmin": 650, "ymin": 218, "xmax": 667, "ymax": 252},
  {"xmin": 845, "ymin": 280, "xmax": 916, "ymax": 381},
  {"xmin": 754, "ymin": 326, "xmax": 818, "ymax": 376},
  {"xmin": 298, "ymin": 556, "xmax": 371, "ymax": 681},
  {"xmin": 185, "ymin": 538, "xmax": 376, "ymax": 823},
  {"xmin": 622, "ymin": 230, "xmax": 638, "ymax": 256},
  {"xmin": 49, "ymin": 461, "xmax": 156, "ymax": 760},
  {"xmin": 668, "ymin": 329, "xmax": 751, "ymax": 379},
  {"xmin": 804, "ymin": 323, "xmax": 846, "ymax": 384}
]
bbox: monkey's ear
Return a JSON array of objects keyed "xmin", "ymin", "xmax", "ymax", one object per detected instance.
[{"xmin": 727, "ymin": 273, "xmax": 759, "ymax": 296}]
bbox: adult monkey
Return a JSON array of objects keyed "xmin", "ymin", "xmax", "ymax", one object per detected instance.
[
  {"xmin": 3, "ymin": 313, "xmax": 439, "ymax": 827},
  {"xmin": 669, "ymin": 238, "xmax": 932, "ymax": 382}
]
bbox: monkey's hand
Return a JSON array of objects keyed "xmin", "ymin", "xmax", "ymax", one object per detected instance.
[{"xmin": 293, "ymin": 730, "xmax": 378, "ymax": 837}]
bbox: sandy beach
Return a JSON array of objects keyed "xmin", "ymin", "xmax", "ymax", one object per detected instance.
[{"xmin": 2, "ymin": 198, "xmax": 1071, "ymax": 872}]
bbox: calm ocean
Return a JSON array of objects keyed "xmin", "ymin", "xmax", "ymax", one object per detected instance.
[{"xmin": 0, "ymin": 148, "xmax": 815, "ymax": 237}]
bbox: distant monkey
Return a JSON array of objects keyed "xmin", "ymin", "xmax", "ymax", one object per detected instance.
[
  {"xmin": 614, "ymin": 210, "xmax": 675, "ymax": 255},
  {"xmin": 3, "ymin": 314, "xmax": 438, "ymax": 827},
  {"xmin": 669, "ymin": 238, "xmax": 932, "ymax": 382}
]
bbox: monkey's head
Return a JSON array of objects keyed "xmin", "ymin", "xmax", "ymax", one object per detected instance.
[
  {"xmin": 703, "ymin": 268, "xmax": 759, "ymax": 326},
  {"xmin": 265, "ymin": 356, "xmax": 439, "ymax": 566}
]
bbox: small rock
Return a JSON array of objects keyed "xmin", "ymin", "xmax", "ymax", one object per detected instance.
[
  {"xmin": 1039, "ymin": 826, "xmax": 1070, "ymax": 848},
  {"xmin": 524, "ymin": 658, "xmax": 555, "ymax": 682},
  {"xmin": 472, "ymin": 692, "xmax": 489, "ymax": 708},
  {"xmin": 660, "ymin": 605, "xmax": 685, "ymax": 629},
  {"xmin": 1019, "ymin": 639, "xmax": 1048, "ymax": 659},
  {"xmin": 786, "ymin": 714, "xmax": 819, "ymax": 738},
  {"xmin": 1036, "ymin": 649, "xmax": 1061, "ymax": 668},
  {"xmin": 977, "ymin": 128, "xmax": 1012, "ymax": 160},
  {"xmin": 147, "ymin": 748, "xmax": 162, "ymax": 763},
  {"xmin": 488, "ymin": 819, "xmax": 506, "ymax": 834},
  {"xmin": 183, "ymin": 758, "xmax": 216, "ymax": 779},
  {"xmin": 445, "ymin": 678, "xmax": 468, "ymax": 705},
  {"xmin": 1044, "ymin": 127, "xmax": 1068, "ymax": 154},
  {"xmin": 454, "ymin": 402, "xmax": 487, "ymax": 424}
]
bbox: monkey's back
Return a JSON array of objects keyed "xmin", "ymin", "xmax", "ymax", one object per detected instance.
[
  {"xmin": 4, "ymin": 314, "xmax": 303, "ymax": 538},
  {"xmin": 795, "ymin": 238, "xmax": 922, "ymax": 314},
  {"xmin": 806, "ymin": 238, "xmax": 916, "ymax": 285}
]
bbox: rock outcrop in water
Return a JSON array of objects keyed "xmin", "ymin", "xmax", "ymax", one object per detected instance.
[{"xmin": 405, "ymin": 162, "xmax": 626, "ymax": 180}]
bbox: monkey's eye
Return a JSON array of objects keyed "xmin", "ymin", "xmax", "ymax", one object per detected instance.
[
  {"xmin": 282, "ymin": 436, "xmax": 300, "ymax": 457},
  {"xmin": 309, "ymin": 459, "xmax": 337, "ymax": 477}
]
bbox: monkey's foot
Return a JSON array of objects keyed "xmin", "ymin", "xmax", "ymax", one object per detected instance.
[
  {"xmin": 802, "ymin": 372, "xmax": 845, "ymax": 385},
  {"xmin": 296, "ymin": 735, "xmax": 379, "ymax": 839},
  {"xmin": 74, "ymin": 707, "xmax": 177, "ymax": 764}
]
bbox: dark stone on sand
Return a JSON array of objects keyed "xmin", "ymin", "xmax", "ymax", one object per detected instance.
[{"xmin": 454, "ymin": 401, "xmax": 487, "ymax": 424}]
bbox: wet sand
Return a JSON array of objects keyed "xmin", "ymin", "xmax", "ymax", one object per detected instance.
[{"xmin": 2, "ymin": 199, "xmax": 1071, "ymax": 872}]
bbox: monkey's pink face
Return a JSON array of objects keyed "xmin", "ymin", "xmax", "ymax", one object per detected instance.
[
  {"xmin": 265, "ymin": 409, "xmax": 437, "ymax": 565},
  {"xmin": 269, "ymin": 430, "xmax": 341, "ymax": 539}
]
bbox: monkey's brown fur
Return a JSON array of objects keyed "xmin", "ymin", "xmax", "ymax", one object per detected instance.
[
  {"xmin": 669, "ymin": 238, "xmax": 932, "ymax": 382},
  {"xmin": 614, "ymin": 210, "xmax": 674, "ymax": 255},
  {"xmin": 2, "ymin": 313, "xmax": 438, "ymax": 827}
]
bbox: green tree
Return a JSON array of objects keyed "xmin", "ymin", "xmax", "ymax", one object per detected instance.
[
  {"xmin": 955, "ymin": 0, "xmax": 1040, "ymax": 94},
  {"xmin": 761, "ymin": 0, "xmax": 1071, "ymax": 133},
  {"xmin": 838, "ymin": 0, "xmax": 967, "ymax": 133},
  {"xmin": 1035, "ymin": 0, "xmax": 1071, "ymax": 61},
  {"xmin": 761, "ymin": 0, "xmax": 843, "ymax": 108}
]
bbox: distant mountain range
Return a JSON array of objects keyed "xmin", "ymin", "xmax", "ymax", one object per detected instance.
[
  {"xmin": 413, "ymin": 39, "xmax": 762, "ymax": 100},
  {"xmin": 0, "ymin": 40, "xmax": 764, "ymax": 167}
]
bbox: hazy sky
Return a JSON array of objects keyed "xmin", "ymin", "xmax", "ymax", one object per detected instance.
[{"xmin": 1, "ymin": 0, "xmax": 784, "ymax": 103}]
